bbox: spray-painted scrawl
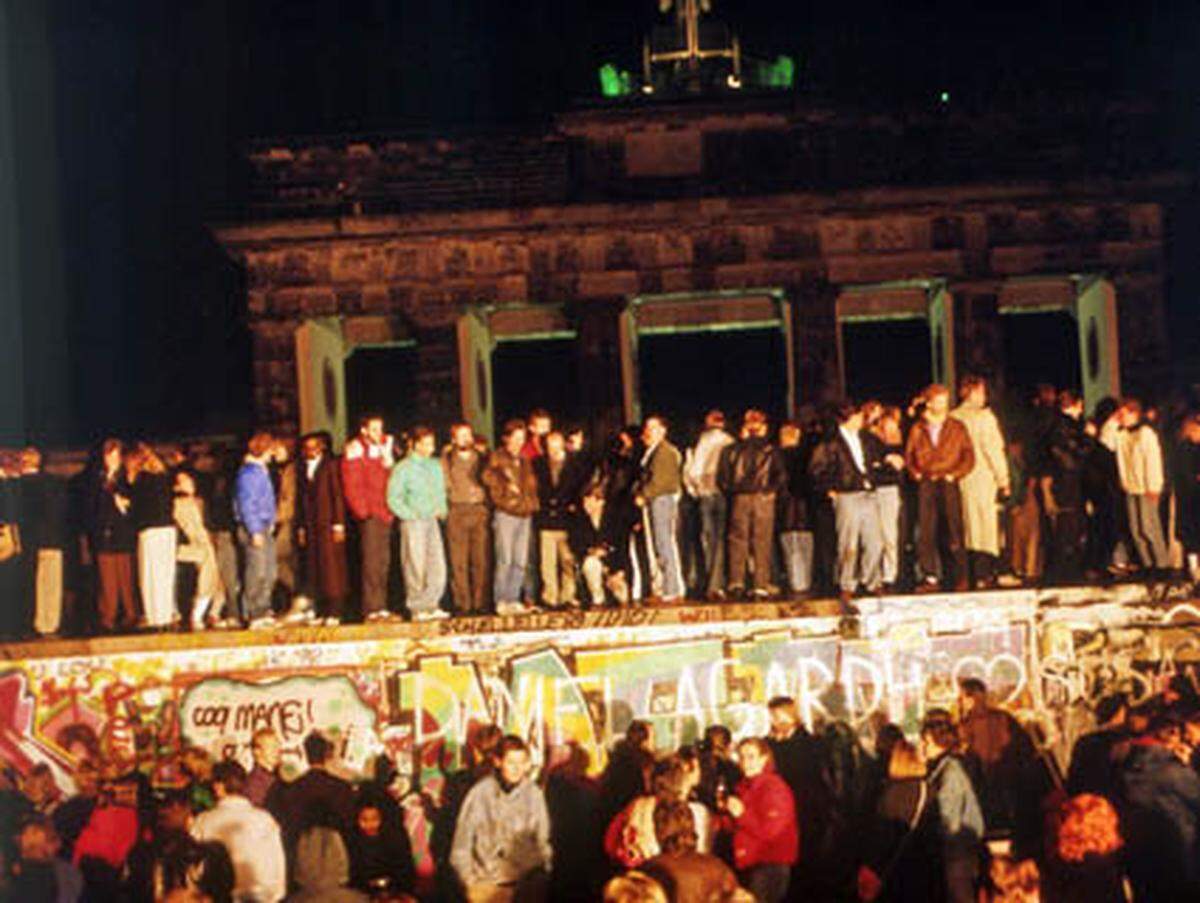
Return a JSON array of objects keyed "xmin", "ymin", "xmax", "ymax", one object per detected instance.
[{"xmin": 1, "ymin": 587, "xmax": 1198, "ymax": 793}]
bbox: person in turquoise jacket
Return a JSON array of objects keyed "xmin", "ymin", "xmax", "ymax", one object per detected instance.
[{"xmin": 387, "ymin": 428, "xmax": 449, "ymax": 621}]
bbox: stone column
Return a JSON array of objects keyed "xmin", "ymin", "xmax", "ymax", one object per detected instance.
[
  {"xmin": 952, "ymin": 287, "xmax": 1004, "ymax": 395},
  {"xmin": 788, "ymin": 276, "xmax": 841, "ymax": 409},
  {"xmin": 412, "ymin": 324, "xmax": 460, "ymax": 433},
  {"xmin": 1112, "ymin": 273, "xmax": 1170, "ymax": 400},
  {"xmin": 568, "ymin": 297, "xmax": 627, "ymax": 447}
]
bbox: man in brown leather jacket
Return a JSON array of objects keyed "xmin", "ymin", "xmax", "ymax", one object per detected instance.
[
  {"xmin": 905, "ymin": 384, "xmax": 975, "ymax": 591},
  {"xmin": 483, "ymin": 420, "xmax": 540, "ymax": 614}
]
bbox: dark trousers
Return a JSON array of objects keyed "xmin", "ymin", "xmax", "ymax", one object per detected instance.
[
  {"xmin": 743, "ymin": 863, "xmax": 791, "ymax": 903},
  {"xmin": 811, "ymin": 497, "xmax": 837, "ymax": 593},
  {"xmin": 447, "ymin": 503, "xmax": 490, "ymax": 613},
  {"xmin": 917, "ymin": 480, "xmax": 967, "ymax": 587},
  {"xmin": 359, "ymin": 518, "xmax": 392, "ymax": 615},
  {"xmin": 96, "ymin": 552, "xmax": 136, "ymax": 630},
  {"xmin": 727, "ymin": 492, "xmax": 777, "ymax": 591},
  {"xmin": 1048, "ymin": 510, "xmax": 1088, "ymax": 583}
]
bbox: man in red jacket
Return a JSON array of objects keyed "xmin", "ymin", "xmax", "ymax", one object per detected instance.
[{"xmin": 341, "ymin": 415, "xmax": 398, "ymax": 621}]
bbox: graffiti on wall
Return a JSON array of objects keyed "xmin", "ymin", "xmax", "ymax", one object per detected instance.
[{"xmin": 1, "ymin": 591, "xmax": 1198, "ymax": 796}]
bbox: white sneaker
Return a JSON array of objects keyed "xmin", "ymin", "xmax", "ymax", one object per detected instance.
[
  {"xmin": 248, "ymin": 615, "xmax": 277, "ymax": 630},
  {"xmin": 321, "ymin": 616, "xmax": 341, "ymax": 628}
]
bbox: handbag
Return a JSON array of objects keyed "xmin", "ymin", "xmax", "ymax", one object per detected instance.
[{"xmin": 0, "ymin": 523, "xmax": 21, "ymax": 562}]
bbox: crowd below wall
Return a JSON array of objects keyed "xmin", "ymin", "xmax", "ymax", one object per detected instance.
[
  {"xmin": 1, "ymin": 376, "xmax": 1200, "ymax": 638},
  {"xmin": 5, "ymin": 673, "xmax": 1200, "ymax": 901}
]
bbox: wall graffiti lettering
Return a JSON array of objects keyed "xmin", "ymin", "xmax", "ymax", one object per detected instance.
[{"xmin": 0, "ymin": 588, "xmax": 1198, "ymax": 796}]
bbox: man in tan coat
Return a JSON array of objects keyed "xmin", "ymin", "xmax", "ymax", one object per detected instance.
[
  {"xmin": 906, "ymin": 384, "xmax": 975, "ymax": 592},
  {"xmin": 951, "ymin": 377, "xmax": 1010, "ymax": 589}
]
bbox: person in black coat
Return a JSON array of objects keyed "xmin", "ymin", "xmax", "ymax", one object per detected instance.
[
  {"xmin": 1043, "ymin": 392, "xmax": 1094, "ymax": 584},
  {"xmin": 777, "ymin": 422, "xmax": 814, "ymax": 597},
  {"xmin": 1116, "ymin": 712, "xmax": 1200, "ymax": 900},
  {"xmin": 808, "ymin": 402, "xmax": 889, "ymax": 603},
  {"xmin": 717, "ymin": 409, "xmax": 787, "ymax": 598},
  {"xmin": 1174, "ymin": 413, "xmax": 1200, "ymax": 580},
  {"xmin": 858, "ymin": 739, "xmax": 945, "ymax": 903},
  {"xmin": 569, "ymin": 481, "xmax": 630, "ymax": 606},
  {"xmin": 346, "ymin": 795, "xmax": 415, "ymax": 896},
  {"xmin": 269, "ymin": 732, "xmax": 356, "ymax": 857},
  {"xmin": 533, "ymin": 432, "xmax": 589, "ymax": 608},
  {"xmin": 1065, "ymin": 693, "xmax": 1129, "ymax": 799},
  {"xmin": 88, "ymin": 439, "xmax": 137, "ymax": 632}
]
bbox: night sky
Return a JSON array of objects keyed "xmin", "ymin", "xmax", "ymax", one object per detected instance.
[{"xmin": 4, "ymin": 0, "xmax": 1199, "ymax": 445}]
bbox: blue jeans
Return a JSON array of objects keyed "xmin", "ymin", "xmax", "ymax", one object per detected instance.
[
  {"xmin": 238, "ymin": 527, "xmax": 276, "ymax": 620},
  {"xmin": 401, "ymin": 519, "xmax": 447, "ymax": 614},
  {"xmin": 649, "ymin": 495, "xmax": 683, "ymax": 599},
  {"xmin": 779, "ymin": 530, "xmax": 813, "ymax": 593},
  {"xmin": 493, "ymin": 511, "xmax": 532, "ymax": 604},
  {"xmin": 697, "ymin": 494, "xmax": 728, "ymax": 595}
]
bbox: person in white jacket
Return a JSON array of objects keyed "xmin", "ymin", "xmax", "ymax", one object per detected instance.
[
  {"xmin": 951, "ymin": 378, "xmax": 1011, "ymax": 589},
  {"xmin": 1115, "ymin": 398, "xmax": 1170, "ymax": 570},
  {"xmin": 683, "ymin": 410, "xmax": 734, "ymax": 601},
  {"xmin": 191, "ymin": 760, "xmax": 286, "ymax": 903}
]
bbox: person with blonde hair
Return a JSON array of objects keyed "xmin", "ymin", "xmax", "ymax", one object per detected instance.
[
  {"xmin": 857, "ymin": 739, "xmax": 942, "ymax": 903},
  {"xmin": 721, "ymin": 737, "xmax": 797, "ymax": 903},
  {"xmin": 128, "ymin": 442, "xmax": 177, "ymax": 628},
  {"xmin": 951, "ymin": 376, "xmax": 1010, "ymax": 589},
  {"xmin": 603, "ymin": 871, "xmax": 667, "ymax": 903},
  {"xmin": 174, "ymin": 470, "xmax": 223, "ymax": 630}
]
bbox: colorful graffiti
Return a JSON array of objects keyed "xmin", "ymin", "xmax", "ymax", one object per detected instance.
[{"xmin": 0, "ymin": 585, "xmax": 1198, "ymax": 797}]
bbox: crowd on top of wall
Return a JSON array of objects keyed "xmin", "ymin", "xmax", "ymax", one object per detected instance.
[
  {"xmin": 7, "ymin": 671, "xmax": 1200, "ymax": 901},
  {"xmin": 1, "ymin": 376, "xmax": 1199, "ymax": 638}
]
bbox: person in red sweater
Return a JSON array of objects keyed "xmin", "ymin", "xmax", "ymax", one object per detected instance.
[
  {"xmin": 720, "ymin": 737, "xmax": 798, "ymax": 903},
  {"xmin": 341, "ymin": 415, "xmax": 398, "ymax": 621}
]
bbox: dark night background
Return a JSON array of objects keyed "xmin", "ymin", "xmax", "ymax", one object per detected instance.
[{"xmin": 1, "ymin": 0, "xmax": 1198, "ymax": 446}]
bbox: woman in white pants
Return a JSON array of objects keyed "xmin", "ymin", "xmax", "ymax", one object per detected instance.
[{"xmin": 128, "ymin": 443, "xmax": 177, "ymax": 628}]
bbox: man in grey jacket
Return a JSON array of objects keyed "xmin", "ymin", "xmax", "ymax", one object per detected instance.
[{"xmin": 450, "ymin": 735, "xmax": 552, "ymax": 903}]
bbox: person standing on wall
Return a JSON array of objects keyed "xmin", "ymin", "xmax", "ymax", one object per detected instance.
[
  {"xmin": 387, "ymin": 425, "xmax": 450, "ymax": 622},
  {"xmin": 88, "ymin": 439, "xmax": 136, "ymax": 633},
  {"xmin": 634, "ymin": 415, "xmax": 685, "ymax": 604},
  {"xmin": 809, "ymin": 402, "xmax": 887, "ymax": 609},
  {"xmin": 342, "ymin": 415, "xmax": 399, "ymax": 623},
  {"xmin": 442, "ymin": 423, "xmax": 491, "ymax": 615},
  {"xmin": 950, "ymin": 377, "xmax": 1010, "ymax": 590},
  {"xmin": 1042, "ymin": 391, "xmax": 1093, "ymax": 584},
  {"xmin": 905, "ymin": 385, "xmax": 976, "ymax": 592},
  {"xmin": 533, "ymin": 430, "xmax": 585, "ymax": 609},
  {"xmin": 127, "ymin": 442, "xmax": 178, "ymax": 629},
  {"xmin": 718, "ymin": 409, "xmax": 786, "ymax": 601},
  {"xmin": 297, "ymin": 432, "xmax": 350, "ymax": 627},
  {"xmin": 684, "ymin": 409, "xmax": 735, "ymax": 602},
  {"xmin": 18, "ymin": 447, "xmax": 67, "ymax": 637},
  {"xmin": 234, "ymin": 431, "xmax": 278, "ymax": 629},
  {"xmin": 1115, "ymin": 397, "xmax": 1172, "ymax": 575},
  {"xmin": 483, "ymin": 420, "xmax": 540, "ymax": 615}
]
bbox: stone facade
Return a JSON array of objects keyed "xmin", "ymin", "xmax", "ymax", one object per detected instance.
[{"xmin": 216, "ymin": 97, "xmax": 1181, "ymax": 440}]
